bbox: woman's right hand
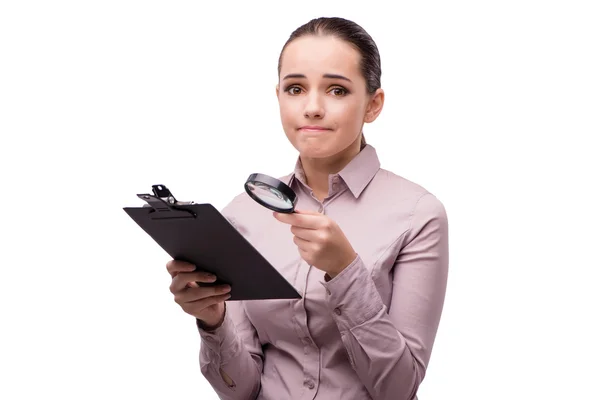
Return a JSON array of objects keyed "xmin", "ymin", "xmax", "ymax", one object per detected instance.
[{"xmin": 166, "ymin": 260, "xmax": 231, "ymax": 328}]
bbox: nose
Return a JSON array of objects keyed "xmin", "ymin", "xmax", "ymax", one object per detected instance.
[{"xmin": 303, "ymin": 92, "xmax": 325, "ymax": 119}]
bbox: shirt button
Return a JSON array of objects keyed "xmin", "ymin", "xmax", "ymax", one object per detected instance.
[
  {"xmin": 326, "ymin": 288, "xmax": 331, "ymax": 295},
  {"xmin": 334, "ymin": 307, "xmax": 342, "ymax": 316},
  {"xmin": 304, "ymin": 380, "xmax": 315, "ymax": 389}
]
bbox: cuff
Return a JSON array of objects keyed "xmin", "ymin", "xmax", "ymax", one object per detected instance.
[
  {"xmin": 320, "ymin": 255, "xmax": 384, "ymax": 331},
  {"xmin": 197, "ymin": 310, "xmax": 240, "ymax": 364}
]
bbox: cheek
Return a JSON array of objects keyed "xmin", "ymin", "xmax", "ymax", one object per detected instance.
[
  {"xmin": 279, "ymin": 101, "xmax": 297, "ymax": 126},
  {"xmin": 329, "ymin": 100, "xmax": 364, "ymax": 128}
]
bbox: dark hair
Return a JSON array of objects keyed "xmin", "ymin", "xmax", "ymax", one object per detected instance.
[{"xmin": 277, "ymin": 17, "xmax": 382, "ymax": 147}]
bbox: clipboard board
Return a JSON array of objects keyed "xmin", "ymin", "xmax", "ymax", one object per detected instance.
[{"xmin": 123, "ymin": 184, "xmax": 301, "ymax": 301}]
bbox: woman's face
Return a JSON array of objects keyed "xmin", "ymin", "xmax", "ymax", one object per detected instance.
[{"xmin": 277, "ymin": 35, "xmax": 383, "ymax": 160}]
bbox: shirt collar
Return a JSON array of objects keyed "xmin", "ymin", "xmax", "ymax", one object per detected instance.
[{"xmin": 286, "ymin": 144, "xmax": 381, "ymax": 199}]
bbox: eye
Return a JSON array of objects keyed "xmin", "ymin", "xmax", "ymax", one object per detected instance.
[
  {"xmin": 329, "ymin": 87, "xmax": 348, "ymax": 97},
  {"xmin": 285, "ymin": 85, "xmax": 303, "ymax": 95}
]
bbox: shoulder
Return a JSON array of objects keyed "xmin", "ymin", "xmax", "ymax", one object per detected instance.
[
  {"xmin": 374, "ymin": 167, "xmax": 429, "ymax": 198},
  {"xmin": 373, "ymin": 168, "xmax": 448, "ymax": 223}
]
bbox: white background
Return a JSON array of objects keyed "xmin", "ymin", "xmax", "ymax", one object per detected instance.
[{"xmin": 1, "ymin": 1, "xmax": 599, "ymax": 399}]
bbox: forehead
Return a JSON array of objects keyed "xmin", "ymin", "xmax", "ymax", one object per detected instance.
[{"xmin": 280, "ymin": 35, "xmax": 362, "ymax": 78}]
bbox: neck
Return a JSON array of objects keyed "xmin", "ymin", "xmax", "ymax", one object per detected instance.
[{"xmin": 301, "ymin": 135, "xmax": 362, "ymax": 201}]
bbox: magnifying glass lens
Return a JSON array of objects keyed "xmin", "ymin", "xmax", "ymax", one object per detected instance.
[{"xmin": 245, "ymin": 173, "xmax": 297, "ymax": 213}]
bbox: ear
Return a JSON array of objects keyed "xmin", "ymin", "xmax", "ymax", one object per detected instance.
[
  {"xmin": 364, "ymin": 88, "xmax": 385, "ymax": 123},
  {"xmin": 275, "ymin": 84, "xmax": 280, "ymax": 100}
]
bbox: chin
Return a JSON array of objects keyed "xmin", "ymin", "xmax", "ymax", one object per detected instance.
[
  {"xmin": 294, "ymin": 141, "xmax": 347, "ymax": 160},
  {"xmin": 298, "ymin": 147, "xmax": 332, "ymax": 159}
]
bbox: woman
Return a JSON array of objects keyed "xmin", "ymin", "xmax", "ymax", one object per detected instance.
[{"xmin": 166, "ymin": 17, "xmax": 449, "ymax": 400}]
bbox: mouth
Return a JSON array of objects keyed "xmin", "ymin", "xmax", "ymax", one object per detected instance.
[{"xmin": 298, "ymin": 126, "xmax": 332, "ymax": 133}]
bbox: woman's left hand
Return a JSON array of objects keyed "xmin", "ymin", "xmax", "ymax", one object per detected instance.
[{"xmin": 273, "ymin": 209, "xmax": 357, "ymax": 278}]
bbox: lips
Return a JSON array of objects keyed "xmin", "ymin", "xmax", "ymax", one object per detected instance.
[{"xmin": 298, "ymin": 126, "xmax": 331, "ymax": 132}]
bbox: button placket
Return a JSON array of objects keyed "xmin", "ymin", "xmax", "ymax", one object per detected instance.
[{"xmin": 294, "ymin": 263, "xmax": 321, "ymax": 395}]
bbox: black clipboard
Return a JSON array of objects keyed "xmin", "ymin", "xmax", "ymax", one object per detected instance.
[{"xmin": 123, "ymin": 184, "xmax": 301, "ymax": 301}]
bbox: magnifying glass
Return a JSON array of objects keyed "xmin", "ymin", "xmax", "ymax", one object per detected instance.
[{"xmin": 244, "ymin": 173, "xmax": 298, "ymax": 213}]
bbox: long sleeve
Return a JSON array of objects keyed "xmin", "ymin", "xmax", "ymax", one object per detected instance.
[
  {"xmin": 198, "ymin": 293, "xmax": 264, "ymax": 399},
  {"xmin": 321, "ymin": 193, "xmax": 449, "ymax": 400},
  {"xmin": 195, "ymin": 197, "xmax": 264, "ymax": 399}
]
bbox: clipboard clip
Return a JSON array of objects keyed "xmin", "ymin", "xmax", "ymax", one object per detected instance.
[{"xmin": 137, "ymin": 184, "xmax": 196, "ymax": 219}]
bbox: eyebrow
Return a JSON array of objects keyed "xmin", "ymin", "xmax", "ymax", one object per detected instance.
[{"xmin": 282, "ymin": 73, "xmax": 352, "ymax": 83}]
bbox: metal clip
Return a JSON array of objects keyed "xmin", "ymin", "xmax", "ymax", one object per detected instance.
[{"xmin": 137, "ymin": 184, "xmax": 196, "ymax": 219}]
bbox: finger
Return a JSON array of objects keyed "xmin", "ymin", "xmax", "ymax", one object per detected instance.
[
  {"xmin": 166, "ymin": 260, "xmax": 196, "ymax": 278},
  {"xmin": 181, "ymin": 293, "xmax": 232, "ymax": 313},
  {"xmin": 274, "ymin": 211, "xmax": 322, "ymax": 229},
  {"xmin": 292, "ymin": 234, "xmax": 312, "ymax": 251},
  {"xmin": 297, "ymin": 247, "xmax": 313, "ymax": 265},
  {"xmin": 294, "ymin": 208, "xmax": 322, "ymax": 216},
  {"xmin": 170, "ymin": 271, "xmax": 217, "ymax": 293},
  {"xmin": 290, "ymin": 225, "xmax": 321, "ymax": 241},
  {"xmin": 176, "ymin": 284, "xmax": 231, "ymax": 303}
]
